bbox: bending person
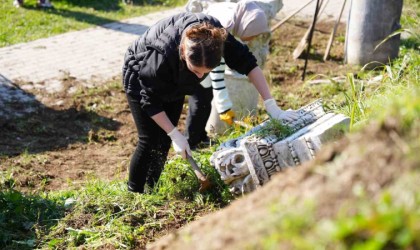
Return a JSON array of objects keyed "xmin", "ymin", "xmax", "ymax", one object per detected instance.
[
  {"xmin": 122, "ymin": 12, "xmax": 298, "ymax": 193},
  {"xmin": 185, "ymin": 1, "xmax": 279, "ymax": 149}
]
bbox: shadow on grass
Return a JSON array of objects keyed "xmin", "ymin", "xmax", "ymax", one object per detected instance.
[
  {"xmin": 0, "ymin": 74, "xmax": 121, "ymax": 156},
  {"xmin": 55, "ymin": 0, "xmax": 156, "ymax": 11},
  {"xmin": 0, "ymin": 188, "xmax": 66, "ymax": 250},
  {"xmin": 22, "ymin": 0, "xmax": 131, "ymax": 11}
]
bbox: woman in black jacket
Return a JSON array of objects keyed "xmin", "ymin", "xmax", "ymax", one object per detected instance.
[{"xmin": 122, "ymin": 12, "xmax": 298, "ymax": 193}]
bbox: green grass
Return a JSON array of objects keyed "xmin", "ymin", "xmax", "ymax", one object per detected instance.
[
  {"xmin": 0, "ymin": 152, "xmax": 231, "ymax": 249},
  {"xmin": 0, "ymin": 189, "xmax": 66, "ymax": 249},
  {"xmin": 0, "ymin": 0, "xmax": 185, "ymax": 47},
  {"xmin": 255, "ymin": 118, "xmax": 294, "ymax": 139},
  {"xmin": 2, "ymin": 184, "xmax": 174, "ymax": 249}
]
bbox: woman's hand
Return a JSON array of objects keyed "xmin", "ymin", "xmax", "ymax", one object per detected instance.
[
  {"xmin": 167, "ymin": 128, "xmax": 192, "ymax": 159},
  {"xmin": 264, "ymin": 99, "xmax": 299, "ymax": 122}
]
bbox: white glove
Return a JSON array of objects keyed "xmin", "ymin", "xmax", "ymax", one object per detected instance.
[
  {"xmin": 264, "ymin": 99, "xmax": 300, "ymax": 122},
  {"xmin": 167, "ymin": 128, "xmax": 191, "ymax": 159}
]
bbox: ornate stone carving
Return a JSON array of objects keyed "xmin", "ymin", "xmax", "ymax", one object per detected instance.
[
  {"xmin": 212, "ymin": 148, "xmax": 248, "ymax": 184},
  {"xmin": 210, "ymin": 99, "xmax": 350, "ymax": 196}
]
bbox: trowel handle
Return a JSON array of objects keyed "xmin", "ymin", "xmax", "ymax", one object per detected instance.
[{"xmin": 186, "ymin": 154, "xmax": 207, "ymax": 181}]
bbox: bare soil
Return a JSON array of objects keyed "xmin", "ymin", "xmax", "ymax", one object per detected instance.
[
  {"xmin": 266, "ymin": 20, "xmax": 356, "ymax": 106},
  {"xmin": 1, "ymin": 75, "xmax": 134, "ymax": 191}
]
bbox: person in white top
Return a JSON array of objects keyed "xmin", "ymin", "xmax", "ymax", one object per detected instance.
[
  {"xmin": 185, "ymin": 0, "xmax": 291, "ymax": 149},
  {"xmin": 13, "ymin": 0, "xmax": 53, "ymax": 8}
]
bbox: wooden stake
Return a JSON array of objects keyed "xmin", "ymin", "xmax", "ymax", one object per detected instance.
[
  {"xmin": 301, "ymin": 0, "xmax": 322, "ymax": 81},
  {"xmin": 292, "ymin": 0, "xmax": 328, "ymax": 60},
  {"xmin": 270, "ymin": 0, "xmax": 315, "ymax": 33},
  {"xmin": 323, "ymin": 0, "xmax": 347, "ymax": 61}
]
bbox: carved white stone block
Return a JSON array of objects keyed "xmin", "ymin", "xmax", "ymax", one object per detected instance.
[{"xmin": 210, "ymin": 99, "xmax": 350, "ymax": 196}]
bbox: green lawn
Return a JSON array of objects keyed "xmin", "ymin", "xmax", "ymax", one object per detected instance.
[{"xmin": 0, "ymin": 0, "xmax": 185, "ymax": 47}]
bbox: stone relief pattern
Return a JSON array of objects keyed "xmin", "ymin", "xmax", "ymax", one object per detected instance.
[
  {"xmin": 304, "ymin": 137, "xmax": 317, "ymax": 158},
  {"xmin": 243, "ymin": 141, "xmax": 269, "ymax": 186},
  {"xmin": 257, "ymin": 143, "xmax": 279, "ymax": 175},
  {"xmin": 212, "ymin": 148, "xmax": 248, "ymax": 184},
  {"xmin": 211, "ymin": 99, "xmax": 350, "ymax": 196},
  {"xmin": 284, "ymin": 100, "xmax": 325, "ymax": 131},
  {"xmin": 211, "ymin": 100, "xmax": 326, "ymax": 195},
  {"xmin": 288, "ymin": 141, "xmax": 300, "ymax": 165},
  {"xmin": 229, "ymin": 174, "xmax": 255, "ymax": 196}
]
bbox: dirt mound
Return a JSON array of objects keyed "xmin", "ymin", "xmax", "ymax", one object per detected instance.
[{"xmin": 148, "ymin": 118, "xmax": 416, "ymax": 249}]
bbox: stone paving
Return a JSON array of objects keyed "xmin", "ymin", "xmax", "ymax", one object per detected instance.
[
  {"xmin": 0, "ymin": 8, "xmax": 182, "ymax": 118},
  {"xmin": 0, "ymin": 8, "xmax": 183, "ymax": 90},
  {"xmin": 0, "ymin": 1, "xmax": 349, "ymax": 118}
]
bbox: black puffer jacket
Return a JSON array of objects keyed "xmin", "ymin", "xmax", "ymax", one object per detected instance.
[{"xmin": 122, "ymin": 12, "xmax": 257, "ymax": 117}]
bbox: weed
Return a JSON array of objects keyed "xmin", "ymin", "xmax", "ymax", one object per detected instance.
[
  {"xmin": 255, "ymin": 118, "xmax": 294, "ymax": 139},
  {"xmin": 87, "ymin": 129, "xmax": 117, "ymax": 144},
  {"xmin": 342, "ymin": 73, "xmax": 366, "ymax": 130},
  {"xmin": 34, "ymin": 180, "xmax": 220, "ymax": 249},
  {"xmin": 0, "ymin": 189, "xmax": 66, "ymax": 250},
  {"xmin": 0, "ymin": 171, "xmax": 16, "ymax": 189}
]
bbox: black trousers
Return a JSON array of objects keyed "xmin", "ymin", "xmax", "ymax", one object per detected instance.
[
  {"xmin": 185, "ymin": 86, "xmax": 213, "ymax": 147},
  {"xmin": 126, "ymin": 93, "xmax": 184, "ymax": 193}
]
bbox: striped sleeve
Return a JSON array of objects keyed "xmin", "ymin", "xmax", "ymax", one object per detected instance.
[{"xmin": 211, "ymin": 58, "xmax": 233, "ymax": 114}]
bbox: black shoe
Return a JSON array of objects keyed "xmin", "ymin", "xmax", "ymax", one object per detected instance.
[
  {"xmin": 189, "ymin": 136, "xmax": 211, "ymax": 150},
  {"xmin": 127, "ymin": 183, "xmax": 144, "ymax": 193},
  {"xmin": 37, "ymin": 0, "xmax": 53, "ymax": 8},
  {"xmin": 13, "ymin": 0, "xmax": 23, "ymax": 7}
]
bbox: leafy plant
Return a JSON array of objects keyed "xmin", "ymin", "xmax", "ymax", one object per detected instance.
[
  {"xmin": 342, "ymin": 73, "xmax": 366, "ymax": 130},
  {"xmin": 0, "ymin": 189, "xmax": 66, "ymax": 250},
  {"xmin": 255, "ymin": 118, "xmax": 294, "ymax": 139}
]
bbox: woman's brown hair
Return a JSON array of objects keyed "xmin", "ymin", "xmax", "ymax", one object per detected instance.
[{"xmin": 180, "ymin": 22, "xmax": 227, "ymax": 69}]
